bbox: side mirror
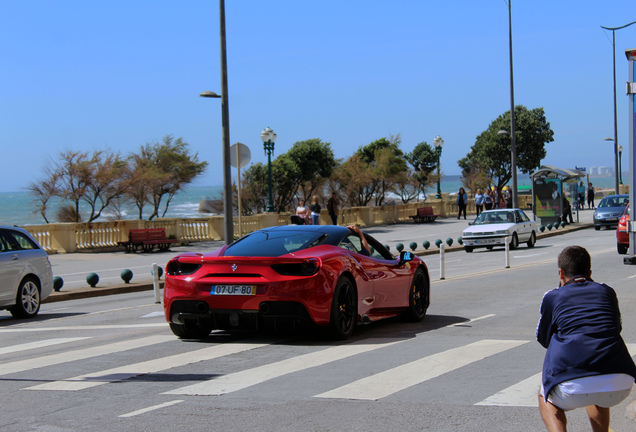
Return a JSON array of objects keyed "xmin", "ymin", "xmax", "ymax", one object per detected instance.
[
  {"xmin": 468, "ymin": 222, "xmax": 473, "ymax": 226},
  {"xmin": 397, "ymin": 251, "xmax": 414, "ymax": 266}
]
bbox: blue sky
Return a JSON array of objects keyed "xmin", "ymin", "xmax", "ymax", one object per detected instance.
[{"xmin": 2, "ymin": 1, "xmax": 636, "ymax": 193}]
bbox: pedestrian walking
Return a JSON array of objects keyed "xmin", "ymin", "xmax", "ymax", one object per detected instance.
[
  {"xmin": 456, "ymin": 187, "xmax": 468, "ymax": 220},
  {"xmin": 296, "ymin": 199, "xmax": 311, "ymax": 225},
  {"xmin": 474, "ymin": 188, "xmax": 484, "ymax": 216},
  {"xmin": 587, "ymin": 182, "xmax": 595, "ymax": 209},
  {"xmin": 484, "ymin": 189, "xmax": 493, "ymax": 210},
  {"xmin": 537, "ymin": 245, "xmax": 636, "ymax": 432},
  {"xmin": 327, "ymin": 192, "xmax": 339, "ymax": 225},
  {"xmin": 577, "ymin": 181, "xmax": 585, "ymax": 209},
  {"xmin": 310, "ymin": 195, "xmax": 321, "ymax": 225}
]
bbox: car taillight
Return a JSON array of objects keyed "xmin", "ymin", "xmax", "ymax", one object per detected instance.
[
  {"xmin": 166, "ymin": 260, "xmax": 201, "ymax": 276},
  {"xmin": 271, "ymin": 258, "xmax": 321, "ymax": 276}
]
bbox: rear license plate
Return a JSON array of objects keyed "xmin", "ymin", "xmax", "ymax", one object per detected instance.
[{"xmin": 210, "ymin": 285, "xmax": 257, "ymax": 295}]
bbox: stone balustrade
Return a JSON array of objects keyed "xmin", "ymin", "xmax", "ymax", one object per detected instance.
[{"xmin": 22, "ymin": 194, "xmax": 532, "ymax": 254}]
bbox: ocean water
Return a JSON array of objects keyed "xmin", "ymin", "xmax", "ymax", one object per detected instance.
[{"xmin": 0, "ymin": 174, "xmax": 618, "ymax": 227}]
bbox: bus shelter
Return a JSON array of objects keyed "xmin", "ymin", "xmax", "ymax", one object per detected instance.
[{"xmin": 531, "ymin": 165, "xmax": 585, "ymax": 225}]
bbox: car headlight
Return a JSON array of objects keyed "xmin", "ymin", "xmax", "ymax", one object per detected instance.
[
  {"xmin": 495, "ymin": 230, "xmax": 508, "ymax": 235},
  {"xmin": 462, "ymin": 232, "xmax": 472, "ymax": 237}
]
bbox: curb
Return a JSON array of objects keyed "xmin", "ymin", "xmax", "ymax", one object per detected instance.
[{"xmin": 43, "ymin": 282, "xmax": 162, "ymax": 304}]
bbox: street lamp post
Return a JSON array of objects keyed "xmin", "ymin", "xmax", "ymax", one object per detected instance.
[
  {"xmin": 618, "ymin": 144, "xmax": 624, "ymax": 185},
  {"xmin": 600, "ymin": 21, "xmax": 636, "ymax": 195},
  {"xmin": 433, "ymin": 135, "xmax": 444, "ymax": 199},
  {"xmin": 261, "ymin": 127, "xmax": 277, "ymax": 212},
  {"xmin": 505, "ymin": 0, "xmax": 518, "ymax": 210}
]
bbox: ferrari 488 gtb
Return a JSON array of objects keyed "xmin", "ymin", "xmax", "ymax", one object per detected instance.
[{"xmin": 164, "ymin": 225, "xmax": 430, "ymax": 339}]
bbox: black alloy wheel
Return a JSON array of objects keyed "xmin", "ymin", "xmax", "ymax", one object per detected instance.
[
  {"xmin": 329, "ymin": 277, "xmax": 357, "ymax": 339},
  {"xmin": 403, "ymin": 269, "xmax": 429, "ymax": 322}
]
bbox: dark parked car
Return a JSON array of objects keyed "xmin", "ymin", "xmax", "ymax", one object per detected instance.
[{"xmin": 593, "ymin": 194, "xmax": 629, "ymax": 230}]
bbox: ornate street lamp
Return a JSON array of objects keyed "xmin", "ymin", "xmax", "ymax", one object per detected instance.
[
  {"xmin": 433, "ymin": 135, "xmax": 444, "ymax": 199},
  {"xmin": 618, "ymin": 144, "xmax": 624, "ymax": 185},
  {"xmin": 261, "ymin": 127, "xmax": 277, "ymax": 212}
]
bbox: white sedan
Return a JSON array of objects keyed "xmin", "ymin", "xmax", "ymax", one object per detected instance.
[{"xmin": 461, "ymin": 209, "xmax": 538, "ymax": 253}]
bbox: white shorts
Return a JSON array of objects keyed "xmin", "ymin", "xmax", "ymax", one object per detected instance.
[{"xmin": 547, "ymin": 386, "xmax": 632, "ymax": 411}]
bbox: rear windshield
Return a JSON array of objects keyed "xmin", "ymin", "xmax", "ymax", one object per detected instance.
[{"xmin": 224, "ymin": 230, "xmax": 328, "ymax": 257}]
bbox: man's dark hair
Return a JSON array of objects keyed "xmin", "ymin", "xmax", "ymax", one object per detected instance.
[{"xmin": 558, "ymin": 246, "xmax": 591, "ymax": 278}]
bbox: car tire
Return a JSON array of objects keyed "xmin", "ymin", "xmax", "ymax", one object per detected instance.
[
  {"xmin": 464, "ymin": 246, "xmax": 473, "ymax": 253},
  {"xmin": 527, "ymin": 231, "xmax": 536, "ymax": 248},
  {"xmin": 510, "ymin": 233, "xmax": 519, "ymax": 250},
  {"xmin": 618, "ymin": 243, "xmax": 628, "ymax": 255},
  {"xmin": 329, "ymin": 276, "xmax": 357, "ymax": 340},
  {"xmin": 10, "ymin": 277, "xmax": 41, "ymax": 319},
  {"xmin": 403, "ymin": 269, "xmax": 429, "ymax": 322},
  {"xmin": 595, "ymin": 225, "xmax": 600, "ymax": 231},
  {"xmin": 169, "ymin": 321, "xmax": 212, "ymax": 339}
]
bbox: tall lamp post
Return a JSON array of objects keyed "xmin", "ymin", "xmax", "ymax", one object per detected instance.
[
  {"xmin": 505, "ymin": 0, "xmax": 518, "ymax": 210},
  {"xmin": 261, "ymin": 127, "xmax": 277, "ymax": 212},
  {"xmin": 600, "ymin": 21, "xmax": 636, "ymax": 195},
  {"xmin": 433, "ymin": 135, "xmax": 444, "ymax": 199},
  {"xmin": 618, "ymin": 144, "xmax": 624, "ymax": 185}
]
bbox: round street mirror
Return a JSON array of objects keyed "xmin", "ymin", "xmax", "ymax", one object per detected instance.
[{"xmin": 230, "ymin": 142, "xmax": 251, "ymax": 168}]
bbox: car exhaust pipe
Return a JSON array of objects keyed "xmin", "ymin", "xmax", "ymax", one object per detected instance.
[
  {"xmin": 259, "ymin": 302, "xmax": 270, "ymax": 315},
  {"xmin": 196, "ymin": 301, "xmax": 209, "ymax": 314}
]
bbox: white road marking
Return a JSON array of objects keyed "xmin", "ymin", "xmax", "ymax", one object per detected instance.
[
  {"xmin": 314, "ymin": 339, "xmax": 527, "ymax": 401},
  {"xmin": 448, "ymin": 314, "xmax": 495, "ymax": 327},
  {"xmin": 0, "ymin": 335, "xmax": 173, "ymax": 376},
  {"xmin": 140, "ymin": 311, "xmax": 164, "ymax": 318},
  {"xmin": 0, "ymin": 338, "xmax": 91, "ymax": 356},
  {"xmin": 475, "ymin": 372, "xmax": 541, "ymax": 407},
  {"xmin": 25, "ymin": 342, "xmax": 269, "ymax": 391},
  {"xmin": 476, "ymin": 343, "xmax": 636, "ymax": 407},
  {"xmin": 118, "ymin": 400, "xmax": 184, "ymax": 418},
  {"xmin": 164, "ymin": 338, "xmax": 404, "ymax": 396},
  {"xmin": 0, "ymin": 324, "xmax": 167, "ymax": 333}
]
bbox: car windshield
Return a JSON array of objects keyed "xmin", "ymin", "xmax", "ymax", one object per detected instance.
[
  {"xmin": 598, "ymin": 196, "xmax": 629, "ymax": 208},
  {"xmin": 224, "ymin": 230, "xmax": 328, "ymax": 257},
  {"xmin": 472, "ymin": 210, "xmax": 515, "ymax": 225}
]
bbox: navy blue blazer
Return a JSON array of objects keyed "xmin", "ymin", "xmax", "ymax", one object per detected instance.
[{"xmin": 536, "ymin": 276, "xmax": 636, "ymax": 399}]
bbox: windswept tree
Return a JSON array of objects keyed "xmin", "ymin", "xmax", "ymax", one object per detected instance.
[
  {"xmin": 135, "ymin": 135, "xmax": 208, "ymax": 220},
  {"xmin": 354, "ymin": 135, "xmax": 406, "ymax": 206},
  {"xmin": 458, "ymin": 105, "xmax": 554, "ymax": 192},
  {"xmin": 331, "ymin": 154, "xmax": 376, "ymax": 207},
  {"xmin": 238, "ymin": 163, "xmax": 268, "ymax": 215},
  {"xmin": 28, "ymin": 149, "xmax": 126, "ymax": 223},
  {"xmin": 405, "ymin": 141, "xmax": 438, "ymax": 199}
]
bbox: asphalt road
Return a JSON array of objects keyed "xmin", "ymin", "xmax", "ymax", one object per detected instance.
[{"xmin": 1, "ymin": 223, "xmax": 635, "ymax": 432}]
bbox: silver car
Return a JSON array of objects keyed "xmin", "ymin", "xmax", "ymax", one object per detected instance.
[
  {"xmin": 593, "ymin": 194, "xmax": 629, "ymax": 230},
  {"xmin": 462, "ymin": 209, "xmax": 538, "ymax": 252},
  {"xmin": 0, "ymin": 226, "xmax": 53, "ymax": 318}
]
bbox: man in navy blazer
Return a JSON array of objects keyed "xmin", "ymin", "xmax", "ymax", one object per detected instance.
[{"xmin": 537, "ymin": 245, "xmax": 636, "ymax": 431}]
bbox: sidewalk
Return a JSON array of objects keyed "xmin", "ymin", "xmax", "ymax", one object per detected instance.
[{"xmin": 44, "ymin": 207, "xmax": 596, "ymax": 304}]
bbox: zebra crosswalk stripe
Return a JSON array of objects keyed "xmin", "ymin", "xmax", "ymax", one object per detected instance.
[
  {"xmin": 0, "ymin": 335, "xmax": 173, "ymax": 376},
  {"xmin": 314, "ymin": 339, "xmax": 528, "ymax": 401},
  {"xmin": 0, "ymin": 337, "xmax": 91, "ymax": 356},
  {"xmin": 164, "ymin": 338, "xmax": 404, "ymax": 396},
  {"xmin": 24, "ymin": 341, "xmax": 269, "ymax": 391}
]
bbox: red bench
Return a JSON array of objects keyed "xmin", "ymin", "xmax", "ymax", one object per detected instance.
[
  {"xmin": 409, "ymin": 206, "xmax": 440, "ymax": 223},
  {"xmin": 118, "ymin": 228, "xmax": 178, "ymax": 253}
]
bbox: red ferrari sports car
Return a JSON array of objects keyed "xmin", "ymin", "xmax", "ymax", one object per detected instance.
[{"xmin": 164, "ymin": 225, "xmax": 430, "ymax": 339}]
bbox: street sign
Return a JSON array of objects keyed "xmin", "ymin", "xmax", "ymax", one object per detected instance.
[{"xmin": 230, "ymin": 143, "xmax": 251, "ymax": 168}]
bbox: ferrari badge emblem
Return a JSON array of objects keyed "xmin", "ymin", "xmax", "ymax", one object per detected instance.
[{"xmin": 231, "ymin": 264, "xmax": 237, "ymax": 272}]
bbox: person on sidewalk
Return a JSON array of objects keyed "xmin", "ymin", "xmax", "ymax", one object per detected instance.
[
  {"xmin": 456, "ymin": 188, "xmax": 468, "ymax": 220},
  {"xmin": 587, "ymin": 183, "xmax": 595, "ymax": 209},
  {"xmin": 474, "ymin": 189, "xmax": 484, "ymax": 216},
  {"xmin": 561, "ymin": 196, "xmax": 574, "ymax": 225},
  {"xmin": 536, "ymin": 245, "xmax": 636, "ymax": 432},
  {"xmin": 327, "ymin": 192, "xmax": 339, "ymax": 225},
  {"xmin": 484, "ymin": 189, "xmax": 494, "ymax": 210},
  {"xmin": 310, "ymin": 195, "xmax": 321, "ymax": 225}
]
